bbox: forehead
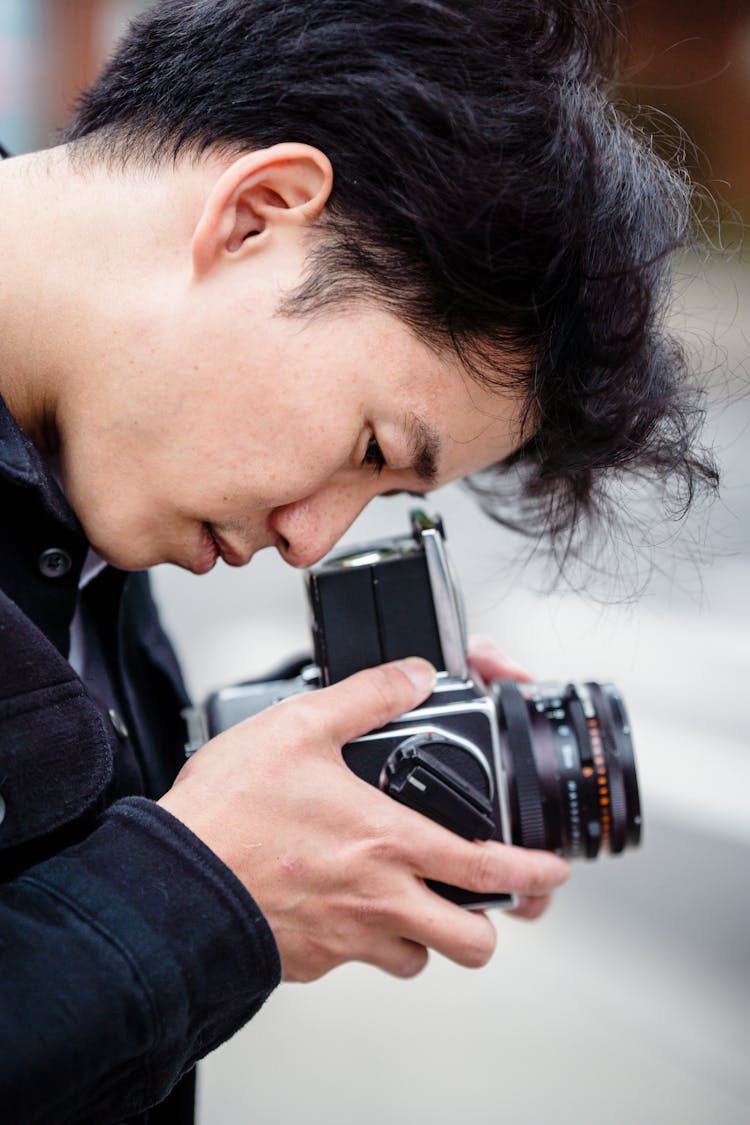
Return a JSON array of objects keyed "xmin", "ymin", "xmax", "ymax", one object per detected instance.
[
  {"xmin": 350, "ymin": 308, "xmax": 531, "ymax": 475},
  {"xmin": 321, "ymin": 300, "xmax": 526, "ymax": 398}
]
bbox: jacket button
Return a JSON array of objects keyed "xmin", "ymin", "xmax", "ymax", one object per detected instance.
[
  {"xmin": 0, "ymin": 792, "xmax": 5, "ymax": 826},
  {"xmin": 108, "ymin": 708, "xmax": 130, "ymax": 740},
  {"xmin": 38, "ymin": 548, "xmax": 73, "ymax": 578}
]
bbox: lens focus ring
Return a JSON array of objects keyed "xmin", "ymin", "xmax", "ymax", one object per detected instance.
[
  {"xmin": 496, "ymin": 679, "xmax": 641, "ymax": 860},
  {"xmin": 495, "ymin": 682, "xmax": 547, "ymax": 850}
]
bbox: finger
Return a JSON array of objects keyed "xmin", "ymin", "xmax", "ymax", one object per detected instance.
[
  {"xmin": 360, "ymin": 938, "xmax": 430, "ymax": 979},
  {"xmin": 403, "ymin": 822, "xmax": 569, "ymax": 898},
  {"xmin": 467, "ymin": 635, "xmax": 532, "ymax": 683},
  {"xmin": 303, "ymin": 658, "xmax": 436, "ymax": 746},
  {"xmin": 507, "ymin": 893, "xmax": 553, "ymax": 921},
  {"xmin": 400, "ymin": 885, "xmax": 498, "ymax": 969}
]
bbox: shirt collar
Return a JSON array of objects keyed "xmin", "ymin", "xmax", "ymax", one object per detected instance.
[{"xmin": 0, "ymin": 393, "xmax": 43, "ymax": 487}]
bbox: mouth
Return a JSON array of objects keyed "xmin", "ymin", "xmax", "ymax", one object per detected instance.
[
  {"xmin": 191, "ymin": 522, "xmax": 221, "ymax": 574},
  {"xmin": 205, "ymin": 523, "xmax": 252, "ymax": 568}
]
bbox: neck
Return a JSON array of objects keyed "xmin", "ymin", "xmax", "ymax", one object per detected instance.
[{"xmin": 0, "ymin": 148, "xmax": 71, "ymax": 452}]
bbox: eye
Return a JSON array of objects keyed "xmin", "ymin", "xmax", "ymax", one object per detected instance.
[{"xmin": 361, "ymin": 435, "xmax": 387, "ymax": 475}]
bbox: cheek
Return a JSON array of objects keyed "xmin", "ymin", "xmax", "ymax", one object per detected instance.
[
  {"xmin": 182, "ymin": 426, "xmax": 354, "ymax": 515},
  {"xmin": 242, "ymin": 414, "xmax": 357, "ymax": 501}
]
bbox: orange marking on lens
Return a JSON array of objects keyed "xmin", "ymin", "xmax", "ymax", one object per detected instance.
[{"xmin": 587, "ymin": 717, "xmax": 611, "ymax": 846}]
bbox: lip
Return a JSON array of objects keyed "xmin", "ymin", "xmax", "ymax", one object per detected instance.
[
  {"xmin": 191, "ymin": 523, "xmax": 220, "ymax": 574},
  {"xmin": 208, "ymin": 525, "xmax": 252, "ymax": 568}
]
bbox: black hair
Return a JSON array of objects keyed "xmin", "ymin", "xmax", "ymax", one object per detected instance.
[{"xmin": 64, "ymin": 0, "xmax": 719, "ymax": 575}]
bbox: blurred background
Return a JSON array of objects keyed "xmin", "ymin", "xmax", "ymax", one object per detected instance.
[{"xmin": 2, "ymin": 3, "xmax": 748, "ymax": 1122}]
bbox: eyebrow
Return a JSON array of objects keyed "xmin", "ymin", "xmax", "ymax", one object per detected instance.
[{"xmin": 404, "ymin": 413, "xmax": 440, "ymax": 486}]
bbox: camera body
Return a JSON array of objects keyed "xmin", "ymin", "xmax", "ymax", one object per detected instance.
[{"xmin": 186, "ymin": 511, "xmax": 641, "ymax": 909}]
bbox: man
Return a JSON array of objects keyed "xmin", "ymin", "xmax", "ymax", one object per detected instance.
[{"xmin": 0, "ymin": 1, "xmax": 716, "ymax": 1121}]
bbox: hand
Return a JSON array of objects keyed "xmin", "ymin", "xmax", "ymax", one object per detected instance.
[
  {"xmin": 468, "ymin": 634, "xmax": 566, "ymax": 921},
  {"xmin": 158, "ymin": 657, "xmax": 569, "ymax": 982},
  {"xmin": 467, "ymin": 633, "xmax": 532, "ymax": 684}
]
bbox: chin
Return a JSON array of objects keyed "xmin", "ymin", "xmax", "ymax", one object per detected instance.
[
  {"xmin": 100, "ymin": 546, "xmax": 161, "ymax": 572},
  {"xmin": 83, "ymin": 527, "xmax": 164, "ymax": 573}
]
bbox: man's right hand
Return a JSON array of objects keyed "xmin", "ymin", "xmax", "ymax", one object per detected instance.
[{"xmin": 158, "ymin": 658, "xmax": 569, "ymax": 982}]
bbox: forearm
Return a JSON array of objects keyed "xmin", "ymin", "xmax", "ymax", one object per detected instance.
[{"xmin": 0, "ymin": 798, "xmax": 280, "ymax": 1124}]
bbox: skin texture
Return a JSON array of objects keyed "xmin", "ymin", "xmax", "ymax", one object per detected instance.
[{"xmin": 0, "ymin": 143, "xmax": 570, "ymax": 981}]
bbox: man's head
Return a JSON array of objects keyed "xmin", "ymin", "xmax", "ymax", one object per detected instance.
[{"xmin": 11, "ymin": 0, "xmax": 715, "ymax": 571}]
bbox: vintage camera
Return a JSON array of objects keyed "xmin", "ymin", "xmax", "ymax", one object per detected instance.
[{"xmin": 185, "ymin": 511, "xmax": 641, "ymax": 909}]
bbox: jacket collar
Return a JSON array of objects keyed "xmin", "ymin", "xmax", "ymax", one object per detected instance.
[{"xmin": 0, "ymin": 395, "xmax": 85, "ymax": 539}]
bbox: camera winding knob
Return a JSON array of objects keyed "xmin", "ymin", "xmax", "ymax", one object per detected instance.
[{"xmin": 380, "ymin": 730, "xmax": 496, "ymax": 841}]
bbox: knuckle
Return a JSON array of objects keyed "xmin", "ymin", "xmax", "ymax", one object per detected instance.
[
  {"xmin": 467, "ymin": 845, "xmax": 502, "ymax": 894},
  {"xmin": 504, "ymin": 848, "xmax": 567, "ymax": 897},
  {"xmin": 366, "ymin": 837, "xmax": 399, "ymax": 869},
  {"xmin": 280, "ymin": 696, "xmax": 329, "ymax": 751},
  {"xmin": 365, "ymin": 822, "xmax": 407, "ymax": 866},
  {"xmin": 366, "ymin": 665, "xmax": 402, "ymax": 719},
  {"xmin": 459, "ymin": 922, "xmax": 496, "ymax": 969},
  {"xmin": 352, "ymin": 893, "xmax": 398, "ymax": 929},
  {"xmin": 526, "ymin": 855, "xmax": 559, "ymax": 895}
]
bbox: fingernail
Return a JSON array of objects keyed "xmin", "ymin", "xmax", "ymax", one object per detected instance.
[{"xmin": 395, "ymin": 657, "xmax": 436, "ymax": 695}]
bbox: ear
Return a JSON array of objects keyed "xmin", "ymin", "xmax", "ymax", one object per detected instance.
[{"xmin": 191, "ymin": 143, "xmax": 334, "ymax": 277}]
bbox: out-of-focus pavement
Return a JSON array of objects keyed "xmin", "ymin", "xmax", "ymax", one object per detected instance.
[{"xmin": 153, "ymin": 257, "xmax": 750, "ymax": 1124}]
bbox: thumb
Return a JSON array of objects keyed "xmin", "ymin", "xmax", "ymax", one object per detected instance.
[{"xmin": 306, "ymin": 658, "xmax": 437, "ymax": 747}]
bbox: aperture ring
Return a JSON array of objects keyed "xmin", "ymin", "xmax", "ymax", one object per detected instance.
[
  {"xmin": 566, "ymin": 689, "xmax": 603, "ymax": 858},
  {"xmin": 587, "ymin": 683, "xmax": 628, "ymax": 854}
]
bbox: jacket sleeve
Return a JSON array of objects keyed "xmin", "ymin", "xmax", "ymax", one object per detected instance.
[{"xmin": 0, "ymin": 796, "xmax": 281, "ymax": 1125}]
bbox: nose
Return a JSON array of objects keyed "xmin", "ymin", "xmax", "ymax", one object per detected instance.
[{"xmin": 271, "ymin": 480, "xmax": 378, "ymax": 569}]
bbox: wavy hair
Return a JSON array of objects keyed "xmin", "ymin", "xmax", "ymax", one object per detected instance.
[{"xmin": 64, "ymin": 0, "xmax": 719, "ymax": 573}]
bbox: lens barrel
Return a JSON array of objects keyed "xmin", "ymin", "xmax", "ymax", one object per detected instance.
[{"xmin": 493, "ymin": 680, "xmax": 642, "ymax": 859}]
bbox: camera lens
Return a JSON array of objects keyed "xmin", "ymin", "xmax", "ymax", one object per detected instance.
[{"xmin": 492, "ymin": 680, "xmax": 642, "ymax": 859}]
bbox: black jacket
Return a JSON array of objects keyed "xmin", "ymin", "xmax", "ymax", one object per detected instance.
[{"xmin": 0, "ymin": 393, "xmax": 280, "ymax": 1123}]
